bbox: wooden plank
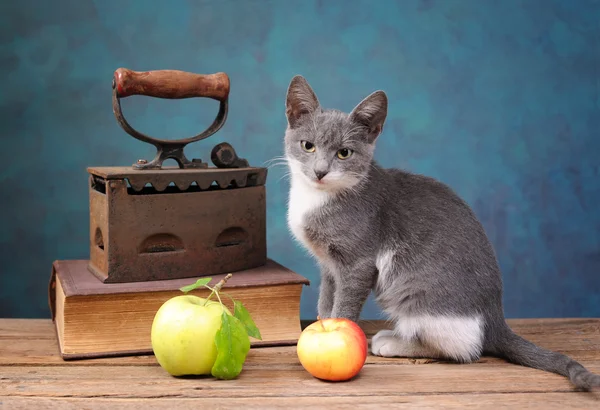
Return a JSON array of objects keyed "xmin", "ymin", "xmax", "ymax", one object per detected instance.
[
  {"xmin": 1, "ymin": 318, "xmax": 600, "ymax": 407},
  {"xmin": 1, "ymin": 319, "xmax": 599, "ymax": 366},
  {"xmin": 2, "ymin": 362, "xmax": 599, "ymax": 398},
  {"xmin": 2, "ymin": 340, "xmax": 599, "ymax": 368},
  {"xmin": 3, "ymin": 317, "xmax": 597, "ymax": 340},
  {"xmin": 1, "ymin": 393, "xmax": 599, "ymax": 409}
]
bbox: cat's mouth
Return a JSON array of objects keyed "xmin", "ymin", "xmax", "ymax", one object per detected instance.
[
  {"xmin": 297, "ymin": 168, "xmax": 335, "ymax": 190},
  {"xmin": 298, "ymin": 171, "xmax": 329, "ymax": 189},
  {"xmin": 311, "ymin": 177, "xmax": 330, "ymax": 190},
  {"xmin": 287, "ymin": 157, "xmax": 357, "ymax": 192},
  {"xmin": 307, "ymin": 172, "xmax": 355, "ymax": 192}
]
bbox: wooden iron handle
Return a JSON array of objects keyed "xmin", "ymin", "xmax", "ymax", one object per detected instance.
[{"xmin": 113, "ymin": 68, "xmax": 230, "ymax": 101}]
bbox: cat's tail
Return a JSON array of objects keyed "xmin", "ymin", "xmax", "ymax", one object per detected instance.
[{"xmin": 492, "ymin": 324, "xmax": 600, "ymax": 391}]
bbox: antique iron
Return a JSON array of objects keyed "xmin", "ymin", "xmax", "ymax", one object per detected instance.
[{"xmin": 87, "ymin": 68, "xmax": 267, "ymax": 283}]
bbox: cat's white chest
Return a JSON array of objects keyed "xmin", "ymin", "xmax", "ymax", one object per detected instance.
[{"xmin": 287, "ymin": 177, "xmax": 330, "ymax": 250}]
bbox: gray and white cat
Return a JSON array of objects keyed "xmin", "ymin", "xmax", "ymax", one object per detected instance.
[{"xmin": 283, "ymin": 75, "xmax": 599, "ymax": 391}]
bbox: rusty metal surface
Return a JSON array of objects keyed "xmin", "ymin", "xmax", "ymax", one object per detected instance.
[
  {"xmin": 87, "ymin": 171, "xmax": 267, "ymax": 283},
  {"xmin": 211, "ymin": 142, "xmax": 250, "ymax": 168},
  {"xmin": 87, "ymin": 166, "xmax": 267, "ymax": 192}
]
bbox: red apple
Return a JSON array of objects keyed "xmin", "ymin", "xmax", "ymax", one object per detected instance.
[{"xmin": 296, "ymin": 318, "xmax": 368, "ymax": 381}]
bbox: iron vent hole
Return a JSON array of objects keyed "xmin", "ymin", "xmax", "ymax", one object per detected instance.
[
  {"xmin": 94, "ymin": 227, "xmax": 104, "ymax": 251},
  {"xmin": 91, "ymin": 176, "xmax": 107, "ymax": 194},
  {"xmin": 215, "ymin": 227, "xmax": 248, "ymax": 248},
  {"xmin": 140, "ymin": 233, "xmax": 185, "ymax": 254}
]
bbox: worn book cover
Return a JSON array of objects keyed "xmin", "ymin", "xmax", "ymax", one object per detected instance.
[{"xmin": 48, "ymin": 259, "xmax": 310, "ymax": 360}]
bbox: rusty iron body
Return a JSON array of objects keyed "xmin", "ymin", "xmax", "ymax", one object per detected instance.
[
  {"xmin": 87, "ymin": 166, "xmax": 268, "ymax": 283},
  {"xmin": 87, "ymin": 67, "xmax": 268, "ymax": 283}
]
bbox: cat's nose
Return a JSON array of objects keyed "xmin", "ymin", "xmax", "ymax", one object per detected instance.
[{"xmin": 315, "ymin": 170, "xmax": 328, "ymax": 180}]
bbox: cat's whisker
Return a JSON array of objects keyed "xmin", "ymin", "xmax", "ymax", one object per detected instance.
[
  {"xmin": 264, "ymin": 156, "xmax": 293, "ymax": 171},
  {"xmin": 277, "ymin": 172, "xmax": 293, "ymax": 183},
  {"xmin": 266, "ymin": 162, "xmax": 290, "ymax": 170},
  {"xmin": 263, "ymin": 156, "xmax": 288, "ymax": 166},
  {"xmin": 368, "ymin": 163, "xmax": 384, "ymax": 178},
  {"xmin": 265, "ymin": 157, "xmax": 288, "ymax": 163}
]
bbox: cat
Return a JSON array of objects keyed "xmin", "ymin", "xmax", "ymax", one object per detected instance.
[{"xmin": 282, "ymin": 75, "xmax": 600, "ymax": 391}]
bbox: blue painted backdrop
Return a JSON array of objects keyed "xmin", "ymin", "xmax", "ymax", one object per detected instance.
[{"xmin": 1, "ymin": 0, "xmax": 599, "ymax": 320}]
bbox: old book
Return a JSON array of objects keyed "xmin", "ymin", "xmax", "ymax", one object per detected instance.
[{"xmin": 48, "ymin": 259, "xmax": 310, "ymax": 360}]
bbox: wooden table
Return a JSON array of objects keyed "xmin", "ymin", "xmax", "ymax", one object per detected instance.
[{"xmin": 1, "ymin": 318, "xmax": 599, "ymax": 408}]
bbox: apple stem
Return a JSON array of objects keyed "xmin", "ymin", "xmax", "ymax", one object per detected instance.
[
  {"xmin": 318, "ymin": 316, "xmax": 326, "ymax": 332},
  {"xmin": 203, "ymin": 273, "xmax": 233, "ymax": 306},
  {"xmin": 214, "ymin": 289, "xmax": 224, "ymax": 311},
  {"xmin": 214, "ymin": 273, "xmax": 233, "ymax": 293}
]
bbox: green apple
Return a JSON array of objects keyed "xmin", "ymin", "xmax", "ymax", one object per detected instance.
[{"xmin": 151, "ymin": 294, "xmax": 231, "ymax": 376}]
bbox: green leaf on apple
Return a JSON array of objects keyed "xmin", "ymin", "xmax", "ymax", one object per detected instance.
[
  {"xmin": 233, "ymin": 300, "xmax": 262, "ymax": 340},
  {"xmin": 211, "ymin": 311, "xmax": 250, "ymax": 380},
  {"xmin": 179, "ymin": 277, "xmax": 212, "ymax": 293}
]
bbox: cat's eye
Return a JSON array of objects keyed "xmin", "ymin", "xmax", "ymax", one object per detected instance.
[
  {"xmin": 301, "ymin": 141, "xmax": 316, "ymax": 153},
  {"xmin": 337, "ymin": 148, "xmax": 353, "ymax": 159}
]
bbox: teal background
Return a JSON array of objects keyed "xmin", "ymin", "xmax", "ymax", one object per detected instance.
[{"xmin": 1, "ymin": 0, "xmax": 599, "ymax": 320}]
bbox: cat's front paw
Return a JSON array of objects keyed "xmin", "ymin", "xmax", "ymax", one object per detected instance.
[{"xmin": 371, "ymin": 330, "xmax": 404, "ymax": 357}]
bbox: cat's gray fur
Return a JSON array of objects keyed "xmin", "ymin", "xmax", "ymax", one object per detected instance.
[{"xmin": 283, "ymin": 75, "xmax": 600, "ymax": 391}]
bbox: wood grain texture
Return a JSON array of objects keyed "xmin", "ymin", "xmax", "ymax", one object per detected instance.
[
  {"xmin": 1, "ymin": 318, "xmax": 599, "ymax": 408},
  {"xmin": 113, "ymin": 68, "xmax": 230, "ymax": 101},
  {"xmin": 2, "ymin": 394, "xmax": 599, "ymax": 410}
]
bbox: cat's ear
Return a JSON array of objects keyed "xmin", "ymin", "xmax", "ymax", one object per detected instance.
[
  {"xmin": 349, "ymin": 90, "xmax": 388, "ymax": 143},
  {"xmin": 285, "ymin": 75, "xmax": 320, "ymax": 129}
]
